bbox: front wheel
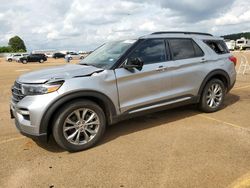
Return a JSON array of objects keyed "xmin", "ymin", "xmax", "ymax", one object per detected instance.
[
  {"xmin": 22, "ymin": 60, "xmax": 27, "ymax": 64},
  {"xmin": 199, "ymin": 79, "xmax": 226, "ymax": 113},
  {"xmin": 52, "ymin": 100, "xmax": 106, "ymax": 152},
  {"xmin": 39, "ymin": 59, "xmax": 44, "ymax": 63}
]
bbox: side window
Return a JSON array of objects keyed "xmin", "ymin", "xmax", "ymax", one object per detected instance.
[
  {"xmin": 169, "ymin": 39, "xmax": 202, "ymax": 60},
  {"xmin": 204, "ymin": 40, "xmax": 229, "ymax": 54},
  {"xmin": 192, "ymin": 41, "xmax": 204, "ymax": 57},
  {"xmin": 128, "ymin": 39, "xmax": 166, "ymax": 64}
]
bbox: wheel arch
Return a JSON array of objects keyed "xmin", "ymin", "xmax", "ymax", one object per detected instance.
[
  {"xmin": 39, "ymin": 90, "xmax": 118, "ymax": 137},
  {"xmin": 197, "ymin": 69, "xmax": 230, "ymax": 100}
]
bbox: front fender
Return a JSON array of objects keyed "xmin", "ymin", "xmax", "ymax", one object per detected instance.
[{"xmin": 39, "ymin": 90, "xmax": 117, "ymax": 135}]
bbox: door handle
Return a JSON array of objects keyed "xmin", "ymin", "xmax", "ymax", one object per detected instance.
[
  {"xmin": 156, "ymin": 66, "xmax": 166, "ymax": 71},
  {"xmin": 201, "ymin": 58, "xmax": 207, "ymax": 63}
]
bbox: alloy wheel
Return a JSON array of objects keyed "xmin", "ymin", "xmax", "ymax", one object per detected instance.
[
  {"xmin": 63, "ymin": 108, "xmax": 100, "ymax": 145},
  {"xmin": 206, "ymin": 83, "xmax": 223, "ymax": 108}
]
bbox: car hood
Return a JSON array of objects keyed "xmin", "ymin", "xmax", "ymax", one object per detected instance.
[{"xmin": 17, "ymin": 64, "xmax": 103, "ymax": 84}]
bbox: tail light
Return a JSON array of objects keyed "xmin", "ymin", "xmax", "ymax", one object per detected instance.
[{"xmin": 229, "ymin": 56, "xmax": 237, "ymax": 66}]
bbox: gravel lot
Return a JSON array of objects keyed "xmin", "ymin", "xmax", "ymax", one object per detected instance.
[{"xmin": 0, "ymin": 52, "xmax": 250, "ymax": 188}]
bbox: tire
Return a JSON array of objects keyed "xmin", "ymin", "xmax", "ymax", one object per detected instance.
[
  {"xmin": 22, "ymin": 60, "xmax": 27, "ymax": 64},
  {"xmin": 39, "ymin": 59, "xmax": 44, "ymax": 63},
  {"xmin": 8, "ymin": 59, "xmax": 12, "ymax": 62},
  {"xmin": 199, "ymin": 79, "xmax": 226, "ymax": 113},
  {"xmin": 52, "ymin": 100, "xmax": 106, "ymax": 152}
]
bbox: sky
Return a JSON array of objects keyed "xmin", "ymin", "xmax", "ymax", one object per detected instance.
[{"xmin": 0, "ymin": 0, "xmax": 250, "ymax": 51}]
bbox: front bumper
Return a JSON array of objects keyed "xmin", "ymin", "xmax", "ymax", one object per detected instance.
[
  {"xmin": 14, "ymin": 118, "xmax": 47, "ymax": 142},
  {"xmin": 10, "ymin": 92, "xmax": 59, "ymax": 141},
  {"xmin": 10, "ymin": 103, "xmax": 47, "ymax": 142}
]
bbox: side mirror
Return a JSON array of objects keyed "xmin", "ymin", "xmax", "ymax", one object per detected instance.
[{"xmin": 124, "ymin": 57, "xmax": 144, "ymax": 71}]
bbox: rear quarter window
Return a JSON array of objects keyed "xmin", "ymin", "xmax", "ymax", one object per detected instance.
[
  {"xmin": 168, "ymin": 38, "xmax": 204, "ymax": 60},
  {"xmin": 204, "ymin": 40, "xmax": 229, "ymax": 54}
]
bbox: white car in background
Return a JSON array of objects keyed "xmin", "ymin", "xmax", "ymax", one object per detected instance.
[
  {"xmin": 225, "ymin": 40, "xmax": 236, "ymax": 51},
  {"xmin": 6, "ymin": 54, "xmax": 14, "ymax": 62},
  {"xmin": 65, "ymin": 52, "xmax": 84, "ymax": 60},
  {"xmin": 15, "ymin": 54, "xmax": 29, "ymax": 62},
  {"xmin": 45, "ymin": 53, "xmax": 53, "ymax": 58},
  {"xmin": 6, "ymin": 53, "xmax": 28, "ymax": 62},
  {"xmin": 236, "ymin": 37, "xmax": 250, "ymax": 50}
]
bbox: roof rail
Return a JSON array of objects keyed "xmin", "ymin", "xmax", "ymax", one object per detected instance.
[{"xmin": 151, "ymin": 31, "xmax": 213, "ymax": 36}]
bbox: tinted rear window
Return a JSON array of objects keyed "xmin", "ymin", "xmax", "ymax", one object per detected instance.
[
  {"xmin": 204, "ymin": 40, "xmax": 229, "ymax": 54},
  {"xmin": 168, "ymin": 39, "xmax": 204, "ymax": 60}
]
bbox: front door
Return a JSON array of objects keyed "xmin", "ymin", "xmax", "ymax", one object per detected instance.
[{"xmin": 114, "ymin": 39, "xmax": 173, "ymax": 113}]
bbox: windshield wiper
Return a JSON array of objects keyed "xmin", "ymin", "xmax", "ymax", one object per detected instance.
[
  {"xmin": 80, "ymin": 63, "xmax": 92, "ymax": 66},
  {"xmin": 73, "ymin": 69, "xmax": 104, "ymax": 78},
  {"xmin": 80, "ymin": 63, "xmax": 104, "ymax": 69}
]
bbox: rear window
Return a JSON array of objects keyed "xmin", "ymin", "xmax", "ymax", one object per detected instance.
[
  {"xmin": 168, "ymin": 39, "xmax": 204, "ymax": 60},
  {"xmin": 204, "ymin": 40, "xmax": 229, "ymax": 54}
]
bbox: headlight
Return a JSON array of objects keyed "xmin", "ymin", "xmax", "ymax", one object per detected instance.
[{"xmin": 21, "ymin": 81, "xmax": 64, "ymax": 95}]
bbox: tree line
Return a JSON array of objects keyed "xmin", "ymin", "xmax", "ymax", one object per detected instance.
[
  {"xmin": 0, "ymin": 36, "xmax": 26, "ymax": 53},
  {"xmin": 222, "ymin": 32, "xmax": 250, "ymax": 40}
]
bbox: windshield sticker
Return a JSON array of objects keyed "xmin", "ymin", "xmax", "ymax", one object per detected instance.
[{"xmin": 122, "ymin": 40, "xmax": 136, "ymax": 44}]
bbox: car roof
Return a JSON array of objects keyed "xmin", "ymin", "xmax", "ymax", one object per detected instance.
[{"xmin": 140, "ymin": 31, "xmax": 222, "ymax": 40}]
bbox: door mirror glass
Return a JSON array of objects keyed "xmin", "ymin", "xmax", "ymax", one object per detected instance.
[{"xmin": 124, "ymin": 57, "xmax": 144, "ymax": 71}]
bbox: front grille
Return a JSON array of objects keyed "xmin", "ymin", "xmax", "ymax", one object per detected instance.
[{"xmin": 12, "ymin": 81, "xmax": 25, "ymax": 103}]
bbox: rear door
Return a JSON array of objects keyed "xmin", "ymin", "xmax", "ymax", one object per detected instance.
[
  {"xmin": 28, "ymin": 54, "xmax": 36, "ymax": 62},
  {"xmin": 166, "ymin": 38, "xmax": 206, "ymax": 97},
  {"xmin": 115, "ymin": 39, "xmax": 173, "ymax": 113}
]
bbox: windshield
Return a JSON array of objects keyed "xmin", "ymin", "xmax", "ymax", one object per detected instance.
[{"xmin": 79, "ymin": 40, "xmax": 136, "ymax": 69}]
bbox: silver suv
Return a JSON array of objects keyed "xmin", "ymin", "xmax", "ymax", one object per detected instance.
[{"xmin": 10, "ymin": 32, "xmax": 237, "ymax": 151}]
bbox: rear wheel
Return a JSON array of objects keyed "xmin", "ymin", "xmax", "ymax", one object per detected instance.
[
  {"xmin": 52, "ymin": 100, "xmax": 106, "ymax": 152},
  {"xmin": 199, "ymin": 79, "xmax": 226, "ymax": 113}
]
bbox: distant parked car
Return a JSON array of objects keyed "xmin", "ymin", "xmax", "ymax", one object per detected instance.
[
  {"xmin": 19, "ymin": 54, "xmax": 47, "ymax": 64},
  {"xmin": 6, "ymin": 54, "xmax": 15, "ymax": 62},
  {"xmin": 79, "ymin": 52, "xmax": 90, "ymax": 59},
  {"xmin": 6, "ymin": 53, "xmax": 29, "ymax": 62},
  {"xmin": 45, "ymin": 53, "xmax": 54, "ymax": 58},
  {"xmin": 52, "ymin": 52, "xmax": 65, "ymax": 59},
  {"xmin": 225, "ymin": 40, "xmax": 236, "ymax": 51},
  {"xmin": 65, "ymin": 52, "xmax": 84, "ymax": 60},
  {"xmin": 15, "ymin": 54, "xmax": 29, "ymax": 62},
  {"xmin": 236, "ymin": 37, "xmax": 250, "ymax": 50}
]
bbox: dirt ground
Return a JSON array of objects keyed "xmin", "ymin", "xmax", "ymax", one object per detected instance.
[{"xmin": 0, "ymin": 53, "xmax": 250, "ymax": 188}]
